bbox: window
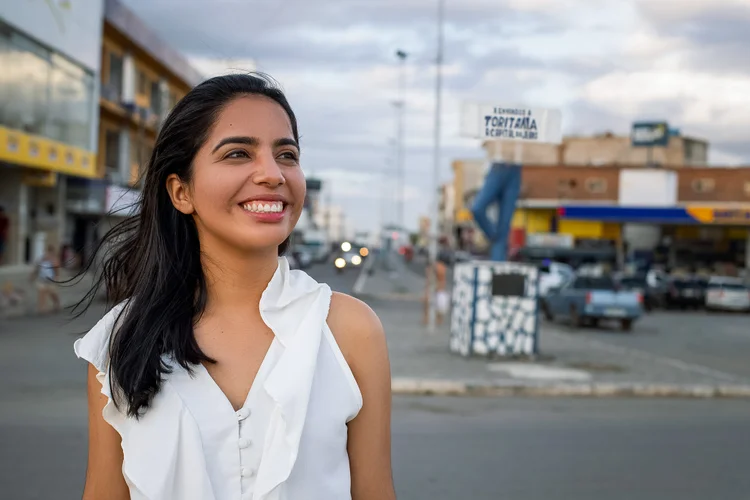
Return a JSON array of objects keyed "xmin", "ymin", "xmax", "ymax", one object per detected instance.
[
  {"xmin": 0, "ymin": 20, "xmax": 94, "ymax": 149},
  {"xmin": 137, "ymin": 69, "xmax": 149, "ymax": 95},
  {"xmin": 585, "ymin": 177, "xmax": 607, "ymax": 194},
  {"xmin": 104, "ymin": 130, "xmax": 120, "ymax": 174},
  {"xmin": 106, "ymin": 52, "xmax": 123, "ymax": 101},
  {"xmin": 744, "ymin": 182, "xmax": 750, "ymax": 197},
  {"xmin": 573, "ymin": 277, "xmax": 616, "ymax": 290},
  {"xmin": 692, "ymin": 178, "xmax": 715, "ymax": 193},
  {"xmin": 150, "ymin": 80, "xmax": 162, "ymax": 116}
]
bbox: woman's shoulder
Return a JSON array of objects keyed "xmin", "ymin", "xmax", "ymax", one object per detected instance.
[
  {"xmin": 73, "ymin": 300, "xmax": 130, "ymax": 373},
  {"xmin": 326, "ymin": 292, "xmax": 387, "ymax": 375}
]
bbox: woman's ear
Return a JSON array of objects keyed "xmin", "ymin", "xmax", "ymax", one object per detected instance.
[{"xmin": 166, "ymin": 174, "xmax": 195, "ymax": 215}]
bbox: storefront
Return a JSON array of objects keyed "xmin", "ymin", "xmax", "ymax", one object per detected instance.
[
  {"xmin": 556, "ymin": 205, "xmax": 750, "ymax": 273},
  {"xmin": 0, "ymin": 2, "xmax": 103, "ymax": 266}
]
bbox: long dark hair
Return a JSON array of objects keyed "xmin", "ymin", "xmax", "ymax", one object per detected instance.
[{"xmin": 76, "ymin": 74, "xmax": 298, "ymax": 417}]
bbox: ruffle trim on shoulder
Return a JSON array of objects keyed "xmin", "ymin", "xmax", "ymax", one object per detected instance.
[{"xmin": 73, "ymin": 301, "xmax": 130, "ymax": 434}]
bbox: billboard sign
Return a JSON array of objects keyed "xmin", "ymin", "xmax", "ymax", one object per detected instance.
[
  {"xmin": 460, "ymin": 102, "xmax": 562, "ymax": 144},
  {"xmin": 631, "ymin": 121, "xmax": 669, "ymax": 147}
]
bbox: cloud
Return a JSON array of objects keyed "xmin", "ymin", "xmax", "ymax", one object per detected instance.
[{"xmin": 121, "ymin": 0, "xmax": 750, "ymax": 231}]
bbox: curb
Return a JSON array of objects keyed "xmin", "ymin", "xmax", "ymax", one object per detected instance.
[{"xmin": 391, "ymin": 378, "xmax": 750, "ymax": 399}]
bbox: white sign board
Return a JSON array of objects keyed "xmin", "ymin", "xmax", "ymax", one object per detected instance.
[
  {"xmin": 460, "ymin": 102, "xmax": 563, "ymax": 144},
  {"xmin": 526, "ymin": 233, "xmax": 574, "ymax": 249},
  {"xmin": 618, "ymin": 169, "xmax": 677, "ymax": 207}
]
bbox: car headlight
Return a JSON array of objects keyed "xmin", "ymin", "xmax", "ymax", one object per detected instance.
[
  {"xmin": 351, "ymin": 255, "xmax": 362, "ymax": 266},
  {"xmin": 335, "ymin": 258, "xmax": 346, "ymax": 269},
  {"xmin": 341, "ymin": 242, "xmax": 352, "ymax": 252},
  {"xmin": 359, "ymin": 247, "xmax": 369, "ymax": 257}
]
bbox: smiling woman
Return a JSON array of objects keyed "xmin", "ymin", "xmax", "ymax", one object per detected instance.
[{"xmin": 71, "ymin": 74, "xmax": 395, "ymax": 500}]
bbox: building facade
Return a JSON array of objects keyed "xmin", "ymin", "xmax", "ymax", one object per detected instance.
[
  {"xmin": 484, "ymin": 131, "xmax": 709, "ymax": 168},
  {"xmin": 66, "ymin": 0, "xmax": 202, "ymax": 268},
  {"xmin": 0, "ymin": 0, "xmax": 103, "ymax": 266}
]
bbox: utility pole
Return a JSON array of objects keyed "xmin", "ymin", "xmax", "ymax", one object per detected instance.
[
  {"xmin": 395, "ymin": 49, "xmax": 407, "ymax": 230},
  {"xmin": 427, "ymin": 0, "xmax": 445, "ymax": 332}
]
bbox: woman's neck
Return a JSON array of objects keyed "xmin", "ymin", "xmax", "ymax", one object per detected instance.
[{"xmin": 201, "ymin": 245, "xmax": 280, "ymax": 315}]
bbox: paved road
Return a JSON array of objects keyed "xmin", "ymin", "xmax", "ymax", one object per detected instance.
[
  {"xmin": 555, "ymin": 310, "xmax": 750, "ymax": 381},
  {"xmin": 2, "ymin": 264, "xmax": 750, "ymax": 499},
  {"xmin": 394, "ymin": 396, "xmax": 750, "ymax": 500}
]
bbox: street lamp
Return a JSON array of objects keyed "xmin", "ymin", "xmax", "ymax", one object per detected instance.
[
  {"xmin": 394, "ymin": 49, "xmax": 407, "ymax": 230},
  {"xmin": 427, "ymin": 0, "xmax": 445, "ymax": 332}
]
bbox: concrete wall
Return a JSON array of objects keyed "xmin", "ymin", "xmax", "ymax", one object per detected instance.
[{"xmin": 517, "ymin": 165, "xmax": 750, "ymax": 205}]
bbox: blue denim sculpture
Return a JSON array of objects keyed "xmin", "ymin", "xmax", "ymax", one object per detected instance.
[{"xmin": 471, "ymin": 162, "xmax": 522, "ymax": 261}]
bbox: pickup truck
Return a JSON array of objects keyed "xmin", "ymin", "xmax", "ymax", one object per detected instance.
[{"xmin": 542, "ymin": 275, "xmax": 643, "ymax": 331}]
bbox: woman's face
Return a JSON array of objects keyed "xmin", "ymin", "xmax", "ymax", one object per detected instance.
[{"xmin": 171, "ymin": 95, "xmax": 305, "ymax": 254}]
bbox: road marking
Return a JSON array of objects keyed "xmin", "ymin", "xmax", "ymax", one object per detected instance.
[
  {"xmin": 352, "ymin": 254, "xmax": 374, "ymax": 295},
  {"xmin": 546, "ymin": 329, "xmax": 745, "ymax": 383},
  {"xmin": 487, "ymin": 362, "xmax": 592, "ymax": 382}
]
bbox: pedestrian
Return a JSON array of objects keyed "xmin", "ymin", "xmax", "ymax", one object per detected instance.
[
  {"xmin": 72, "ymin": 74, "xmax": 395, "ymax": 500},
  {"xmin": 31, "ymin": 244, "xmax": 61, "ymax": 314},
  {"xmin": 0, "ymin": 205, "xmax": 8, "ymax": 265},
  {"xmin": 424, "ymin": 238, "xmax": 451, "ymax": 326}
]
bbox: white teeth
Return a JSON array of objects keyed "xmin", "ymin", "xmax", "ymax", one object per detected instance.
[{"xmin": 241, "ymin": 201, "xmax": 284, "ymax": 213}]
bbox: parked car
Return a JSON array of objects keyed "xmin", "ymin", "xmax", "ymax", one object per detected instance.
[
  {"xmin": 705, "ymin": 277, "xmax": 750, "ymax": 312},
  {"xmin": 664, "ymin": 276, "xmax": 706, "ymax": 309},
  {"xmin": 616, "ymin": 274, "xmax": 662, "ymax": 312},
  {"xmin": 542, "ymin": 274, "xmax": 643, "ymax": 331}
]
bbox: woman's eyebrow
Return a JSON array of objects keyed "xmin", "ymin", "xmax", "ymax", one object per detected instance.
[{"xmin": 211, "ymin": 136, "xmax": 259, "ymax": 153}]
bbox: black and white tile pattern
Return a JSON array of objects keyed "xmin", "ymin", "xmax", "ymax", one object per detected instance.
[{"xmin": 450, "ymin": 261, "xmax": 539, "ymax": 357}]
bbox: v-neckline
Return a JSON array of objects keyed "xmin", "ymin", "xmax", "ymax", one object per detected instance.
[{"xmin": 198, "ymin": 338, "xmax": 278, "ymax": 413}]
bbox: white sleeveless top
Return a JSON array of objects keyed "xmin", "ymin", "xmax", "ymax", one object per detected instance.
[{"xmin": 74, "ymin": 258, "xmax": 363, "ymax": 500}]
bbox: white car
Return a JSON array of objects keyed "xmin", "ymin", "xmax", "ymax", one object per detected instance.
[
  {"xmin": 705, "ymin": 277, "xmax": 750, "ymax": 312},
  {"xmin": 539, "ymin": 262, "xmax": 575, "ymax": 297}
]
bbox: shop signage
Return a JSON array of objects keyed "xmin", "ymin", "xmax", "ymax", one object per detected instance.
[
  {"xmin": 631, "ymin": 121, "xmax": 669, "ymax": 147},
  {"xmin": 460, "ymin": 102, "xmax": 562, "ymax": 143}
]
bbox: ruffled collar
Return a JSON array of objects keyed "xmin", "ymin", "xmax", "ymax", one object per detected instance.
[{"xmin": 253, "ymin": 256, "xmax": 333, "ymax": 499}]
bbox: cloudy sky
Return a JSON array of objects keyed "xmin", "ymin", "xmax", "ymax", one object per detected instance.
[{"xmin": 122, "ymin": 0, "xmax": 750, "ymax": 232}]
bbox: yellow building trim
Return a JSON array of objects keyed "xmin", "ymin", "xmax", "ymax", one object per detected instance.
[
  {"xmin": 0, "ymin": 126, "xmax": 98, "ymax": 178},
  {"xmin": 726, "ymin": 227, "xmax": 748, "ymax": 240},
  {"xmin": 511, "ymin": 209, "xmax": 554, "ymax": 233},
  {"xmin": 22, "ymin": 170, "xmax": 57, "ymax": 187},
  {"xmin": 558, "ymin": 219, "xmax": 609, "ymax": 239}
]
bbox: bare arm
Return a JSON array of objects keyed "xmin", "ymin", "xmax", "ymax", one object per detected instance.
[
  {"xmin": 83, "ymin": 363, "xmax": 129, "ymax": 500},
  {"xmin": 329, "ymin": 293, "xmax": 396, "ymax": 500}
]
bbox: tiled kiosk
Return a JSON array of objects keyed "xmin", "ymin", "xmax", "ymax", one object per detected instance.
[{"xmin": 450, "ymin": 260, "xmax": 540, "ymax": 357}]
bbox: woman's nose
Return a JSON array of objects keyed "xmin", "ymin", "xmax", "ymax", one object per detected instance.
[{"xmin": 253, "ymin": 150, "xmax": 285, "ymax": 187}]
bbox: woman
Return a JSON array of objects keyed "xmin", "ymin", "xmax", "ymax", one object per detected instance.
[{"xmin": 74, "ymin": 74, "xmax": 395, "ymax": 500}]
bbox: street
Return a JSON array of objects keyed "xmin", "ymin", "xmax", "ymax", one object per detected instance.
[
  {"xmin": 1, "ymin": 262, "xmax": 750, "ymax": 499},
  {"xmin": 394, "ymin": 396, "xmax": 750, "ymax": 500}
]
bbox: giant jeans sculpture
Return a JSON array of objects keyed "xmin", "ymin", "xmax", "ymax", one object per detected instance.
[{"xmin": 471, "ymin": 162, "xmax": 522, "ymax": 261}]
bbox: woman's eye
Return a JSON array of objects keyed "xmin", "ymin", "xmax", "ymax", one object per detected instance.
[
  {"xmin": 279, "ymin": 151, "xmax": 299, "ymax": 161},
  {"xmin": 225, "ymin": 150, "xmax": 249, "ymax": 159}
]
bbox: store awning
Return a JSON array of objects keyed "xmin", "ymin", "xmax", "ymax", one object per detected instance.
[{"xmin": 557, "ymin": 205, "xmax": 750, "ymax": 226}]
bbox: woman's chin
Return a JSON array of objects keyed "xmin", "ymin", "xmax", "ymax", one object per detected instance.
[{"xmin": 233, "ymin": 233, "xmax": 289, "ymax": 253}]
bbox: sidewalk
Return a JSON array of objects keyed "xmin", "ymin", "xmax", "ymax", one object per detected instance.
[
  {"xmin": 357, "ymin": 262, "xmax": 750, "ymax": 399},
  {"xmin": 0, "ymin": 265, "xmax": 95, "ymax": 319}
]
